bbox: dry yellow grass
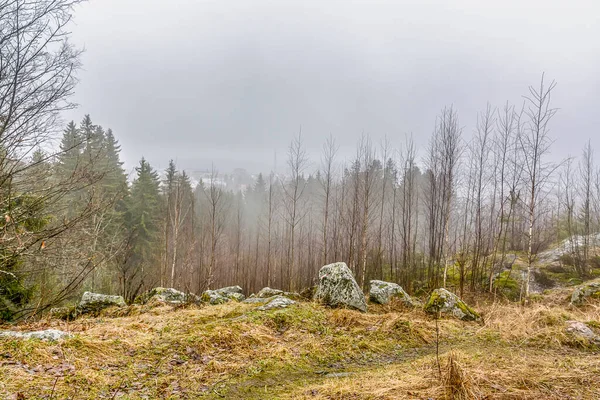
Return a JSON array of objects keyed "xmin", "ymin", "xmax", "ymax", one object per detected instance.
[{"xmin": 0, "ymin": 292, "xmax": 598, "ymax": 399}]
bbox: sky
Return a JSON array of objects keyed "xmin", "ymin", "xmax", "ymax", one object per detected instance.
[{"xmin": 63, "ymin": 0, "xmax": 600, "ymax": 176}]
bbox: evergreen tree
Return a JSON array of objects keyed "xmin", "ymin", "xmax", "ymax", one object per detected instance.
[{"xmin": 121, "ymin": 158, "xmax": 161, "ymax": 301}]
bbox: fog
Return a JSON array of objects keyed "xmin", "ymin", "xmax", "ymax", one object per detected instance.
[{"xmin": 63, "ymin": 0, "xmax": 600, "ymax": 174}]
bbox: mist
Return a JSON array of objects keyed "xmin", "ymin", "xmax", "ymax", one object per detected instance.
[{"xmin": 63, "ymin": 0, "xmax": 600, "ymax": 174}]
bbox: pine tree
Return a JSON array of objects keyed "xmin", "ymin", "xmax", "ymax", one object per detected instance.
[{"xmin": 121, "ymin": 158, "xmax": 161, "ymax": 301}]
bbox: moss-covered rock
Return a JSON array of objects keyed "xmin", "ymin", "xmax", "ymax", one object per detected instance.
[
  {"xmin": 202, "ymin": 286, "xmax": 245, "ymax": 304},
  {"xmin": 314, "ymin": 262, "xmax": 367, "ymax": 312},
  {"xmin": 424, "ymin": 288, "xmax": 479, "ymax": 321},
  {"xmin": 254, "ymin": 287, "xmax": 284, "ymax": 298},
  {"xmin": 78, "ymin": 292, "xmax": 126, "ymax": 315},
  {"xmin": 571, "ymin": 281, "xmax": 600, "ymax": 306},
  {"xmin": 369, "ymin": 280, "xmax": 418, "ymax": 306},
  {"xmin": 565, "ymin": 320, "xmax": 600, "ymax": 347},
  {"xmin": 257, "ymin": 295, "xmax": 296, "ymax": 311},
  {"xmin": 0, "ymin": 329, "xmax": 72, "ymax": 341},
  {"xmin": 135, "ymin": 287, "xmax": 198, "ymax": 305}
]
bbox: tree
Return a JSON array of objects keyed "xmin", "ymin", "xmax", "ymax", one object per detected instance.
[
  {"xmin": 121, "ymin": 158, "xmax": 161, "ymax": 302},
  {"xmin": 281, "ymin": 132, "xmax": 308, "ymax": 291},
  {"xmin": 519, "ymin": 74, "xmax": 558, "ymax": 300},
  {"xmin": 320, "ymin": 135, "xmax": 338, "ymax": 265}
]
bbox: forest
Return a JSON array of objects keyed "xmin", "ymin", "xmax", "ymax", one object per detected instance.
[{"xmin": 1, "ymin": 0, "xmax": 599, "ymax": 323}]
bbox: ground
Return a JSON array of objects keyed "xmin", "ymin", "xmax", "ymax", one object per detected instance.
[{"xmin": 1, "ymin": 287, "xmax": 599, "ymax": 399}]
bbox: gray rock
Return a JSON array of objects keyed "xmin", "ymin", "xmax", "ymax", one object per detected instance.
[
  {"xmin": 0, "ymin": 329, "xmax": 72, "ymax": 341},
  {"xmin": 78, "ymin": 292, "xmax": 126, "ymax": 314},
  {"xmin": 138, "ymin": 287, "xmax": 191, "ymax": 304},
  {"xmin": 424, "ymin": 288, "xmax": 480, "ymax": 321},
  {"xmin": 565, "ymin": 320, "xmax": 600, "ymax": 344},
  {"xmin": 255, "ymin": 287, "xmax": 284, "ymax": 298},
  {"xmin": 215, "ymin": 286, "xmax": 243, "ymax": 295},
  {"xmin": 202, "ymin": 286, "xmax": 246, "ymax": 304},
  {"xmin": 257, "ymin": 295, "xmax": 296, "ymax": 311},
  {"xmin": 369, "ymin": 280, "xmax": 417, "ymax": 306},
  {"xmin": 314, "ymin": 262, "xmax": 367, "ymax": 312},
  {"xmin": 201, "ymin": 290, "xmax": 230, "ymax": 305},
  {"xmin": 227, "ymin": 292, "xmax": 246, "ymax": 302},
  {"xmin": 571, "ymin": 281, "xmax": 600, "ymax": 306},
  {"xmin": 243, "ymin": 297, "xmax": 271, "ymax": 304}
]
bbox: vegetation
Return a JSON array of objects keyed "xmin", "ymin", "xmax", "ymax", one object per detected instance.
[{"xmin": 1, "ymin": 289, "xmax": 599, "ymax": 399}]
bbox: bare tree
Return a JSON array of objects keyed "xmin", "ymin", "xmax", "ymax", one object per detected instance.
[
  {"xmin": 320, "ymin": 135, "xmax": 338, "ymax": 265},
  {"xmin": 203, "ymin": 167, "xmax": 227, "ymax": 289},
  {"xmin": 519, "ymin": 74, "xmax": 558, "ymax": 300},
  {"xmin": 580, "ymin": 140, "xmax": 594, "ymax": 272},
  {"xmin": 281, "ymin": 131, "xmax": 308, "ymax": 291}
]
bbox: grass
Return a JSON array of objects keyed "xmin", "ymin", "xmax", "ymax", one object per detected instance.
[{"xmin": 0, "ymin": 292, "xmax": 599, "ymax": 399}]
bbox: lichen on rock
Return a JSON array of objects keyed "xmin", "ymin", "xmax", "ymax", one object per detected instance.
[
  {"xmin": 78, "ymin": 292, "xmax": 126, "ymax": 315},
  {"xmin": 0, "ymin": 329, "xmax": 72, "ymax": 341},
  {"xmin": 257, "ymin": 295, "xmax": 296, "ymax": 311},
  {"xmin": 571, "ymin": 282, "xmax": 600, "ymax": 306},
  {"xmin": 369, "ymin": 280, "xmax": 418, "ymax": 306},
  {"xmin": 314, "ymin": 262, "xmax": 367, "ymax": 312},
  {"xmin": 424, "ymin": 288, "xmax": 479, "ymax": 321}
]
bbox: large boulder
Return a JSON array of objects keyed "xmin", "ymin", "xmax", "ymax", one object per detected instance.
[
  {"xmin": 424, "ymin": 288, "xmax": 479, "ymax": 321},
  {"xmin": 257, "ymin": 295, "xmax": 296, "ymax": 311},
  {"xmin": 369, "ymin": 280, "xmax": 417, "ymax": 306},
  {"xmin": 314, "ymin": 262, "xmax": 367, "ymax": 312},
  {"xmin": 78, "ymin": 292, "xmax": 126, "ymax": 314},
  {"xmin": 0, "ymin": 329, "xmax": 71, "ymax": 341},
  {"xmin": 571, "ymin": 282, "xmax": 600, "ymax": 306}
]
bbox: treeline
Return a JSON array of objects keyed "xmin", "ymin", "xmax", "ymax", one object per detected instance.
[
  {"xmin": 5, "ymin": 74, "xmax": 600, "ymax": 322},
  {"xmin": 2, "ymin": 1, "xmax": 600, "ymax": 322}
]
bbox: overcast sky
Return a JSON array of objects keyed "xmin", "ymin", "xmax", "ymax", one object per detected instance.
[{"xmin": 63, "ymin": 0, "xmax": 600, "ymax": 175}]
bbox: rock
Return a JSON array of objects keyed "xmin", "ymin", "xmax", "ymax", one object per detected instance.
[
  {"xmin": 571, "ymin": 282, "xmax": 600, "ymax": 306},
  {"xmin": 0, "ymin": 329, "xmax": 71, "ymax": 341},
  {"xmin": 78, "ymin": 292, "xmax": 126, "ymax": 314},
  {"xmin": 227, "ymin": 292, "xmax": 245, "ymax": 302},
  {"xmin": 202, "ymin": 286, "xmax": 246, "ymax": 304},
  {"xmin": 215, "ymin": 286, "xmax": 243, "ymax": 295},
  {"xmin": 369, "ymin": 280, "xmax": 417, "ymax": 306},
  {"xmin": 255, "ymin": 287, "xmax": 284, "ymax": 298},
  {"xmin": 243, "ymin": 297, "xmax": 271, "ymax": 304},
  {"xmin": 257, "ymin": 295, "xmax": 296, "ymax": 311},
  {"xmin": 136, "ymin": 287, "xmax": 192, "ymax": 304},
  {"xmin": 201, "ymin": 290, "xmax": 230, "ymax": 305},
  {"xmin": 565, "ymin": 320, "xmax": 600, "ymax": 345},
  {"xmin": 314, "ymin": 262, "xmax": 367, "ymax": 312},
  {"xmin": 424, "ymin": 288, "xmax": 479, "ymax": 321}
]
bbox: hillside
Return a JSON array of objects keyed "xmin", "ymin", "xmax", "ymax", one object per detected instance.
[{"xmin": 1, "ymin": 285, "xmax": 599, "ymax": 399}]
